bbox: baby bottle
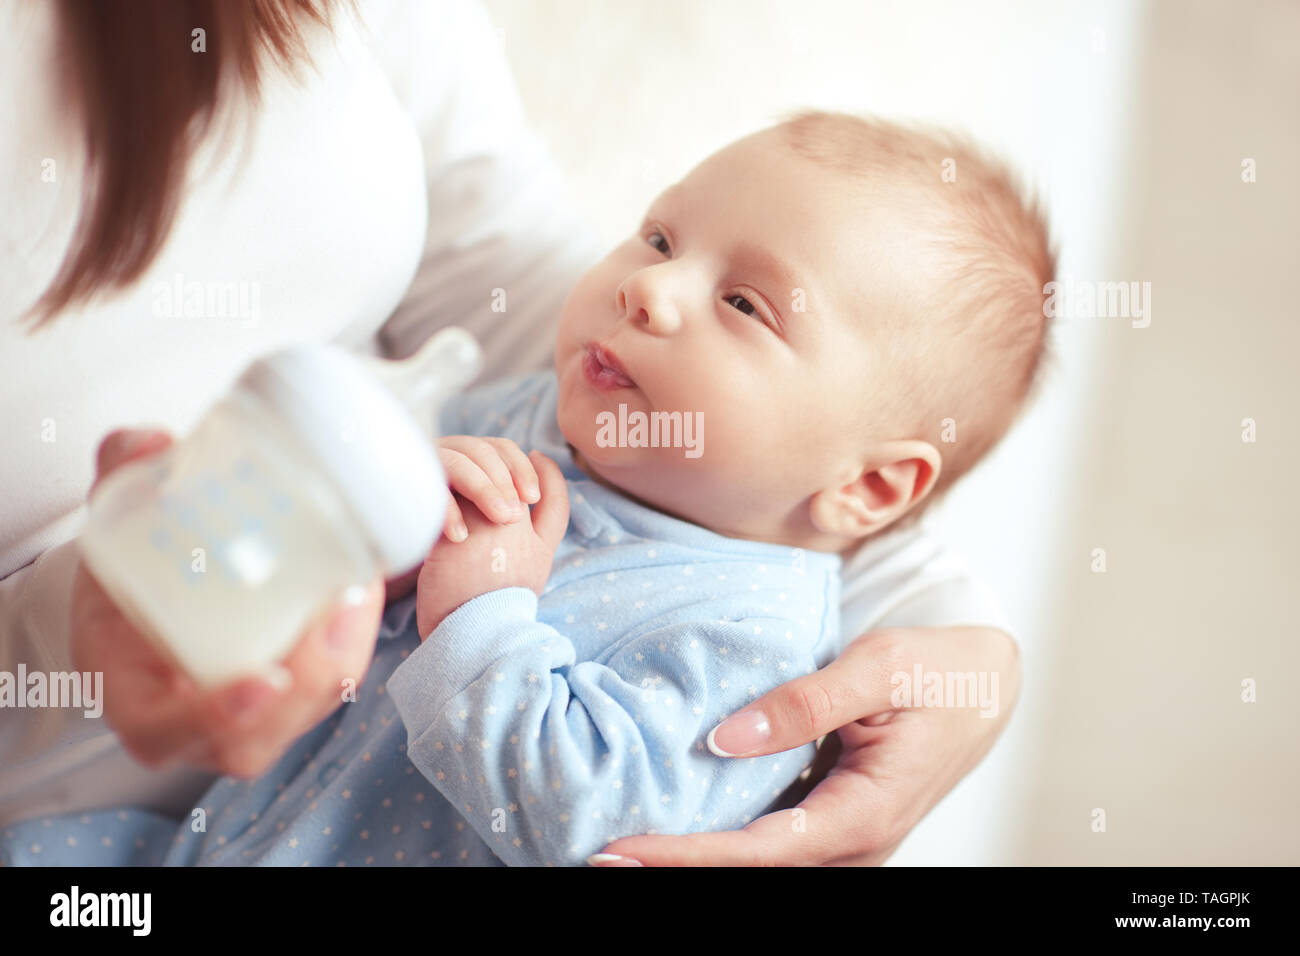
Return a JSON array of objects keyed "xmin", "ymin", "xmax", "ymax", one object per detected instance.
[{"xmin": 78, "ymin": 327, "xmax": 482, "ymax": 688}]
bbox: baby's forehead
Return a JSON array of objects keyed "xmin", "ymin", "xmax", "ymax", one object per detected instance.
[{"xmin": 658, "ymin": 133, "xmax": 969, "ymax": 338}]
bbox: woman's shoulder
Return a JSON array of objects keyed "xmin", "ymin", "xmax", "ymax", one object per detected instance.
[{"xmin": 838, "ymin": 518, "xmax": 1012, "ymax": 642}]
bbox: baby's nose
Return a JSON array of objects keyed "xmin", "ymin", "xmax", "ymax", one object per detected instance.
[{"xmin": 619, "ymin": 285, "xmax": 682, "ymax": 335}]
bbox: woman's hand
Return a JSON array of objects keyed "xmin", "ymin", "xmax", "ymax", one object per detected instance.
[
  {"xmin": 71, "ymin": 429, "xmax": 386, "ymax": 779},
  {"xmin": 590, "ymin": 625, "xmax": 1021, "ymax": 866}
]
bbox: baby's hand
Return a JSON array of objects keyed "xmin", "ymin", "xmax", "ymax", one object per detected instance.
[
  {"xmin": 438, "ymin": 436, "xmax": 541, "ymax": 542},
  {"xmin": 416, "ymin": 450, "xmax": 570, "ymax": 639}
]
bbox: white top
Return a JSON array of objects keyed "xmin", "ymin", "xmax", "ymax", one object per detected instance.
[{"xmin": 0, "ymin": 0, "xmax": 1008, "ymax": 825}]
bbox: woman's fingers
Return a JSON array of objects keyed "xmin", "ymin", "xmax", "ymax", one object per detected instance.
[
  {"xmin": 705, "ymin": 631, "xmax": 903, "ymax": 758},
  {"xmin": 92, "ymin": 428, "xmax": 173, "ymax": 488},
  {"xmin": 593, "ymin": 716, "xmax": 963, "ymax": 867},
  {"xmin": 592, "ymin": 809, "xmax": 818, "ymax": 867},
  {"xmin": 77, "ymin": 426, "xmax": 388, "ymax": 779},
  {"xmin": 193, "ymin": 578, "xmax": 384, "ymax": 778},
  {"xmin": 593, "ymin": 763, "xmax": 889, "ymax": 866},
  {"xmin": 439, "ymin": 437, "xmax": 528, "ymax": 523},
  {"xmin": 597, "ymin": 627, "xmax": 1022, "ymax": 867},
  {"xmin": 705, "ymin": 625, "xmax": 1017, "ymax": 757},
  {"xmin": 71, "ymin": 565, "xmax": 213, "ymax": 767},
  {"xmin": 77, "ymin": 555, "xmax": 384, "ymax": 777},
  {"xmin": 76, "ymin": 428, "xmax": 206, "ymax": 767}
]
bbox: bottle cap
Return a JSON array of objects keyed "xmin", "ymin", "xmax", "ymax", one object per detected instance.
[{"xmin": 238, "ymin": 330, "xmax": 481, "ymax": 572}]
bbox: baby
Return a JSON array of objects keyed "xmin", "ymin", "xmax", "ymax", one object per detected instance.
[{"xmin": 0, "ymin": 110, "xmax": 1052, "ymax": 867}]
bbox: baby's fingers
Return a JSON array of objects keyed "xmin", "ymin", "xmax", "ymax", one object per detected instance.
[
  {"xmin": 443, "ymin": 496, "xmax": 467, "ymax": 542},
  {"xmin": 528, "ymin": 450, "xmax": 571, "ymax": 549},
  {"xmin": 483, "ymin": 437, "xmax": 541, "ymax": 504},
  {"xmin": 439, "ymin": 440, "xmax": 525, "ymax": 523}
]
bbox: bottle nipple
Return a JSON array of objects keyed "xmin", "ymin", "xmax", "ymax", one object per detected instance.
[{"xmin": 362, "ymin": 327, "xmax": 483, "ymax": 429}]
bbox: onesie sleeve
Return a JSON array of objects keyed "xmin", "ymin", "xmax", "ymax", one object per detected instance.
[{"xmin": 385, "ymin": 586, "xmax": 827, "ymax": 866}]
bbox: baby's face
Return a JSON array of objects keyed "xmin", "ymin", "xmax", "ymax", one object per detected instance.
[{"xmin": 554, "ymin": 130, "xmax": 923, "ymax": 547}]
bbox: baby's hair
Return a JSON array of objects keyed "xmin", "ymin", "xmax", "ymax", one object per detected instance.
[{"xmin": 773, "ymin": 109, "xmax": 1057, "ymax": 529}]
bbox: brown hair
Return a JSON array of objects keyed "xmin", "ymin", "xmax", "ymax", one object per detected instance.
[
  {"xmin": 24, "ymin": 0, "xmax": 338, "ymax": 331},
  {"xmin": 776, "ymin": 109, "xmax": 1056, "ymax": 522}
]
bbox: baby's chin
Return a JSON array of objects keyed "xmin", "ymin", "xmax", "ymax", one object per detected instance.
[
  {"xmin": 560, "ymin": 425, "xmax": 671, "ymax": 493},
  {"xmin": 571, "ymin": 448, "xmax": 708, "ymax": 524},
  {"xmin": 562, "ymin": 430, "xmax": 637, "ymax": 474}
]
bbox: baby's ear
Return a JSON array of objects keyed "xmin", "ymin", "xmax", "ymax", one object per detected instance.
[{"xmin": 809, "ymin": 441, "xmax": 941, "ymax": 539}]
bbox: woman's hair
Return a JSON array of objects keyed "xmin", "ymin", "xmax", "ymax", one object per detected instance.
[{"xmin": 25, "ymin": 0, "xmax": 338, "ymax": 330}]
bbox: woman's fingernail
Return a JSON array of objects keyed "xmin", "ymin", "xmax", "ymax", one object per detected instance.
[
  {"xmin": 263, "ymin": 665, "xmax": 293, "ymax": 693},
  {"xmin": 525, "ymin": 484, "xmax": 540, "ymax": 502},
  {"xmin": 491, "ymin": 497, "xmax": 518, "ymax": 520},
  {"xmin": 339, "ymin": 585, "xmax": 370, "ymax": 607},
  {"xmin": 326, "ymin": 586, "xmax": 370, "ymax": 649},
  {"xmin": 448, "ymin": 521, "xmax": 467, "ymax": 542},
  {"xmin": 707, "ymin": 710, "xmax": 771, "ymax": 757},
  {"xmin": 586, "ymin": 853, "xmax": 643, "ymax": 867}
]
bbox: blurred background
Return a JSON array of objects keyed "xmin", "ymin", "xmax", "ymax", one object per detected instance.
[{"xmin": 482, "ymin": 0, "xmax": 1299, "ymax": 864}]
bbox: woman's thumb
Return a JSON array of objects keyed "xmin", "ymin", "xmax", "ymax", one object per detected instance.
[{"xmin": 93, "ymin": 429, "xmax": 173, "ymax": 489}]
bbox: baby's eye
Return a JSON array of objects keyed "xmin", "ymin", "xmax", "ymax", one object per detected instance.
[
  {"xmin": 725, "ymin": 295, "xmax": 758, "ymax": 318},
  {"xmin": 646, "ymin": 231, "xmax": 670, "ymax": 256},
  {"xmin": 724, "ymin": 293, "xmax": 779, "ymax": 332}
]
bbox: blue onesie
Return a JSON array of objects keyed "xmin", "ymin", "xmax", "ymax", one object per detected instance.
[{"xmin": 1, "ymin": 371, "xmax": 840, "ymax": 866}]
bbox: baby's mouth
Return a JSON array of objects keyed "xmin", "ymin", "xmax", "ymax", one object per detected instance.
[{"xmin": 582, "ymin": 343, "xmax": 636, "ymax": 391}]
